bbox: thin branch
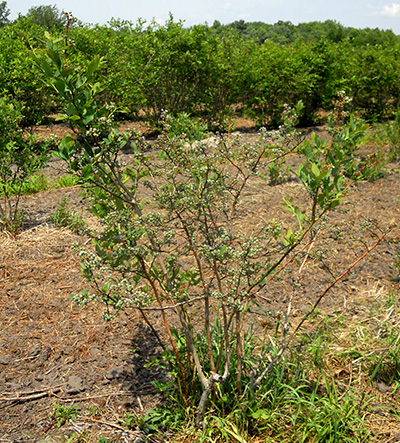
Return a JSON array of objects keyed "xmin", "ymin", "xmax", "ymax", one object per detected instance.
[
  {"xmin": 248, "ymin": 301, "xmax": 291, "ymax": 390},
  {"xmin": 248, "ymin": 231, "xmax": 385, "ymax": 391},
  {"xmin": 176, "ymin": 212, "xmax": 216, "ymax": 372},
  {"xmin": 132, "ymin": 295, "xmax": 205, "ymax": 311},
  {"xmin": 137, "ymin": 255, "xmax": 189, "ymax": 398},
  {"xmin": 287, "ymin": 231, "xmax": 386, "ymax": 345}
]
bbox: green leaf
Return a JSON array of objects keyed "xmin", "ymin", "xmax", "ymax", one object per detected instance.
[
  {"xmin": 282, "ymin": 196, "xmax": 294, "ymax": 209},
  {"xmin": 92, "ymin": 82, "xmax": 103, "ymax": 95},
  {"xmin": 86, "ymin": 57, "xmax": 101, "ymax": 78},
  {"xmin": 76, "ymin": 75, "xmax": 86, "ymax": 89},
  {"xmin": 55, "ymin": 114, "xmax": 67, "ymax": 122},
  {"xmin": 83, "ymin": 140, "xmax": 94, "ymax": 157},
  {"xmin": 54, "ymin": 79, "xmax": 65, "ymax": 94},
  {"xmin": 102, "ymin": 281, "xmax": 110, "ymax": 292},
  {"xmin": 47, "ymin": 48, "xmax": 62, "ymax": 71},
  {"xmin": 82, "ymin": 164, "xmax": 93, "ymax": 180},
  {"xmin": 56, "ymin": 135, "xmax": 76, "ymax": 162},
  {"xmin": 283, "ymin": 228, "xmax": 294, "ymax": 246},
  {"xmin": 251, "ymin": 409, "xmax": 269, "ymax": 420},
  {"xmin": 114, "ymin": 197, "xmax": 124, "ymax": 210},
  {"xmin": 40, "ymin": 60, "xmax": 53, "ymax": 78},
  {"xmin": 311, "ymin": 163, "xmax": 320, "ymax": 177},
  {"xmin": 65, "ymin": 103, "xmax": 77, "ymax": 116},
  {"xmin": 83, "ymin": 108, "xmax": 95, "ymax": 125},
  {"xmin": 92, "ymin": 203, "xmax": 108, "ymax": 218}
]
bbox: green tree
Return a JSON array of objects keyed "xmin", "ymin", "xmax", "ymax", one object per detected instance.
[
  {"xmin": 0, "ymin": 18, "xmax": 52, "ymax": 126},
  {"xmin": 26, "ymin": 4, "xmax": 66, "ymax": 30},
  {"xmin": 247, "ymin": 40, "xmax": 316, "ymax": 127},
  {"xmin": 265, "ymin": 20, "xmax": 296, "ymax": 44},
  {"xmin": 348, "ymin": 44, "xmax": 400, "ymax": 118},
  {"xmin": 347, "ymin": 27, "xmax": 399, "ymax": 46},
  {"xmin": 0, "ymin": 1, "xmax": 10, "ymax": 26}
]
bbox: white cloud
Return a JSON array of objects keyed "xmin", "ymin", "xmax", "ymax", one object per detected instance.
[{"xmin": 378, "ymin": 3, "xmax": 400, "ymax": 17}]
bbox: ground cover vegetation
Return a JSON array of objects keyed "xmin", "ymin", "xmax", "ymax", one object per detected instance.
[{"xmin": 1, "ymin": 3, "xmax": 400, "ymax": 442}]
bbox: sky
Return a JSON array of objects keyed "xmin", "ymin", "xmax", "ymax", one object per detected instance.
[{"xmin": 7, "ymin": 0, "xmax": 400, "ymax": 34}]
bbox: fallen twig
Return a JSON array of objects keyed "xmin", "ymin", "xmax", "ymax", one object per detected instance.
[
  {"xmin": 58, "ymin": 390, "xmax": 133, "ymax": 402},
  {"xmin": 0, "ymin": 384, "xmax": 65, "ymax": 402},
  {"xmin": 98, "ymin": 419, "xmax": 126, "ymax": 431}
]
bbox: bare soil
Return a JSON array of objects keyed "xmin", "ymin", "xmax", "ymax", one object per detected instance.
[{"xmin": 1, "ymin": 120, "xmax": 400, "ymax": 442}]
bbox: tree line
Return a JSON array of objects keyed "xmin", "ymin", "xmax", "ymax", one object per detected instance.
[{"xmin": 1, "ymin": 2, "xmax": 400, "ymax": 129}]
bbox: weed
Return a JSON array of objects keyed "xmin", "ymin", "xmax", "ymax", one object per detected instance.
[
  {"xmin": 0, "ymin": 173, "xmax": 79, "ymax": 199},
  {"xmin": 0, "ymin": 173, "xmax": 48, "ymax": 196},
  {"xmin": 384, "ymin": 111, "xmax": 400, "ymax": 162},
  {"xmin": 86, "ymin": 404, "xmax": 102, "ymax": 418},
  {"xmin": 0, "ymin": 209, "xmax": 25, "ymax": 235},
  {"xmin": 291, "ymin": 376, "xmax": 371, "ymax": 442},
  {"xmin": 51, "ymin": 403, "xmax": 80, "ymax": 427},
  {"xmin": 51, "ymin": 197, "xmax": 89, "ymax": 235},
  {"xmin": 54, "ymin": 173, "xmax": 79, "ymax": 188},
  {"xmin": 96, "ymin": 437, "xmax": 117, "ymax": 443},
  {"xmin": 365, "ymin": 113, "xmax": 400, "ymax": 166},
  {"xmin": 126, "ymin": 407, "xmax": 188, "ymax": 437},
  {"xmin": 162, "ymin": 110, "xmax": 208, "ymax": 141}
]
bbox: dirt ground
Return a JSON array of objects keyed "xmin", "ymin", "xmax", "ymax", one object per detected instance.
[{"xmin": 1, "ymin": 120, "xmax": 400, "ymax": 442}]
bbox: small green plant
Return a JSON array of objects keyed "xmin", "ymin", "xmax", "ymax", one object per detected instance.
[
  {"xmin": 364, "ymin": 111, "xmax": 400, "ymax": 170},
  {"xmin": 0, "ymin": 173, "xmax": 47, "ymax": 197},
  {"xmin": 51, "ymin": 403, "xmax": 80, "ymax": 427},
  {"xmin": 96, "ymin": 436, "xmax": 116, "ymax": 443},
  {"xmin": 326, "ymin": 98, "xmax": 370, "ymax": 181},
  {"xmin": 326, "ymin": 92, "xmax": 386, "ymax": 182},
  {"xmin": 162, "ymin": 110, "xmax": 208, "ymax": 141},
  {"xmin": 126, "ymin": 406, "xmax": 188, "ymax": 436},
  {"xmin": 51, "ymin": 197, "xmax": 89, "ymax": 235},
  {"xmin": 54, "ymin": 173, "xmax": 79, "ymax": 188},
  {"xmin": 357, "ymin": 152, "xmax": 386, "ymax": 182},
  {"xmin": 0, "ymin": 173, "xmax": 79, "ymax": 198},
  {"xmin": 288, "ymin": 376, "xmax": 370, "ymax": 442},
  {"xmin": 384, "ymin": 110, "xmax": 400, "ymax": 162},
  {"xmin": 0, "ymin": 97, "xmax": 49, "ymax": 234},
  {"xmin": 86, "ymin": 404, "xmax": 102, "ymax": 418},
  {"xmin": 259, "ymin": 101, "xmax": 304, "ymax": 185}
]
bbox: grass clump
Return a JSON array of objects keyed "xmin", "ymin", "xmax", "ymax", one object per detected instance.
[
  {"xmin": 0, "ymin": 173, "xmax": 79, "ymax": 197},
  {"xmin": 51, "ymin": 196, "xmax": 89, "ymax": 235},
  {"xmin": 365, "ymin": 113, "xmax": 400, "ymax": 166},
  {"xmin": 128, "ymin": 321, "xmax": 372, "ymax": 443},
  {"xmin": 54, "ymin": 173, "xmax": 79, "ymax": 189}
]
